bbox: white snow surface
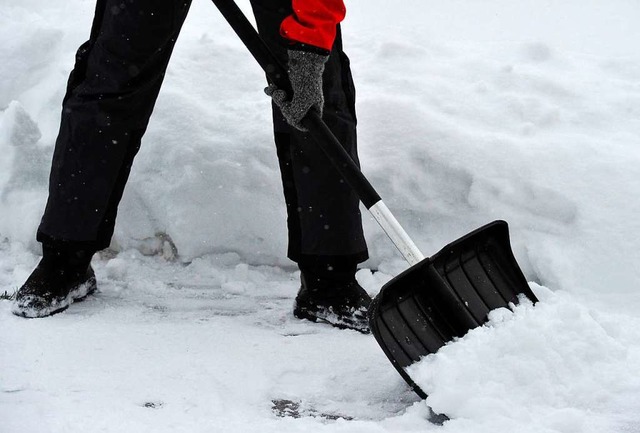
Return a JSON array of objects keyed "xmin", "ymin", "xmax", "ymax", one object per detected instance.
[{"xmin": 2, "ymin": 0, "xmax": 640, "ymax": 432}]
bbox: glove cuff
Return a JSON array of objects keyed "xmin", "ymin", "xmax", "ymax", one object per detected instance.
[
  {"xmin": 287, "ymin": 49, "xmax": 328, "ymax": 78},
  {"xmin": 288, "ymin": 42, "xmax": 331, "ymax": 56}
]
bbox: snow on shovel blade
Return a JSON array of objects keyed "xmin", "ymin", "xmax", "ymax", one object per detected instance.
[{"xmin": 368, "ymin": 220, "xmax": 538, "ymax": 399}]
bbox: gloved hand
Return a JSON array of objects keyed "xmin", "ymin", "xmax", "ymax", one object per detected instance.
[{"xmin": 265, "ymin": 49, "xmax": 329, "ymax": 131}]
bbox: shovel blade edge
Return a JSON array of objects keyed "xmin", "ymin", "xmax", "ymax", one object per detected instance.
[{"xmin": 369, "ymin": 220, "xmax": 538, "ymax": 399}]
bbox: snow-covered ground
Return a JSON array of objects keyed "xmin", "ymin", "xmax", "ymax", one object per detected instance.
[{"xmin": 2, "ymin": 0, "xmax": 640, "ymax": 432}]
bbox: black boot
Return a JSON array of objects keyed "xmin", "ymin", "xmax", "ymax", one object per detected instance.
[
  {"xmin": 12, "ymin": 244, "xmax": 97, "ymax": 318},
  {"xmin": 293, "ymin": 260, "xmax": 371, "ymax": 333}
]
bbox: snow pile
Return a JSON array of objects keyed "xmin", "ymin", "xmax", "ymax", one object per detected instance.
[
  {"xmin": 409, "ymin": 285, "xmax": 640, "ymax": 432},
  {"xmin": 2, "ymin": 0, "xmax": 639, "ymax": 292},
  {"xmin": 0, "ymin": 102, "xmax": 48, "ymax": 248},
  {"xmin": 2, "ymin": 0, "xmax": 640, "ymax": 432}
]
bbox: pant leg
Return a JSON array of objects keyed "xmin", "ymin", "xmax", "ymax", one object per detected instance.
[
  {"xmin": 38, "ymin": 0, "xmax": 192, "ymax": 250},
  {"xmin": 250, "ymin": 0, "xmax": 368, "ymax": 265}
]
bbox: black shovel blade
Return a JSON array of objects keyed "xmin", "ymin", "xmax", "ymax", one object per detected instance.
[{"xmin": 368, "ymin": 220, "xmax": 538, "ymax": 399}]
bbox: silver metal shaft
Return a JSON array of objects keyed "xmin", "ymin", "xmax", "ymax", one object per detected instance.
[{"xmin": 369, "ymin": 201, "xmax": 426, "ymax": 266}]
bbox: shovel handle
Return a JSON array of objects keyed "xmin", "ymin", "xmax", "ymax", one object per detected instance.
[
  {"xmin": 211, "ymin": 0, "xmax": 425, "ymax": 265},
  {"xmin": 303, "ymin": 112, "xmax": 426, "ymax": 265}
]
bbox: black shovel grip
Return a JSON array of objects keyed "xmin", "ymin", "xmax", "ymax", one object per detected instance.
[{"xmin": 211, "ymin": 0, "xmax": 382, "ymax": 209}]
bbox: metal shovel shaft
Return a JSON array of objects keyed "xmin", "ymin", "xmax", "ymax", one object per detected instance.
[
  {"xmin": 302, "ymin": 113, "xmax": 425, "ymax": 265},
  {"xmin": 369, "ymin": 201, "xmax": 425, "ymax": 266}
]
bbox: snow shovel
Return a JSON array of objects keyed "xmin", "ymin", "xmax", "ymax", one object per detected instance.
[{"xmin": 210, "ymin": 0, "xmax": 538, "ymax": 399}]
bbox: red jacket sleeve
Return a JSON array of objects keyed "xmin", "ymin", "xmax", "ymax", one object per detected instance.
[{"xmin": 280, "ymin": 0, "xmax": 346, "ymax": 51}]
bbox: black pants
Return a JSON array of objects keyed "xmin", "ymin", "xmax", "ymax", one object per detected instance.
[{"xmin": 38, "ymin": 0, "xmax": 368, "ymax": 266}]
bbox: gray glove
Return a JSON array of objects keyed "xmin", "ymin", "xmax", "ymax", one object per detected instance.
[{"xmin": 265, "ymin": 49, "xmax": 329, "ymax": 131}]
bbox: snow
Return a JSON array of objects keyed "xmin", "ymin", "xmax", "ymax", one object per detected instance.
[
  {"xmin": 1, "ymin": 0, "xmax": 640, "ymax": 432},
  {"xmin": 408, "ymin": 289, "xmax": 640, "ymax": 432}
]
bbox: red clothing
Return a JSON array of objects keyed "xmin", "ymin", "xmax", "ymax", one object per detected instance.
[{"xmin": 280, "ymin": 0, "xmax": 346, "ymax": 51}]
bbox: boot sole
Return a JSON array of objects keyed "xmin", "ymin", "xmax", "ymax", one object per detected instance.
[
  {"xmin": 12, "ymin": 276, "xmax": 98, "ymax": 319},
  {"xmin": 294, "ymin": 305, "xmax": 370, "ymax": 334}
]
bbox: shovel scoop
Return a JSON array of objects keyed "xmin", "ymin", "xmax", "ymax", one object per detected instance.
[{"xmin": 368, "ymin": 220, "xmax": 538, "ymax": 398}]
